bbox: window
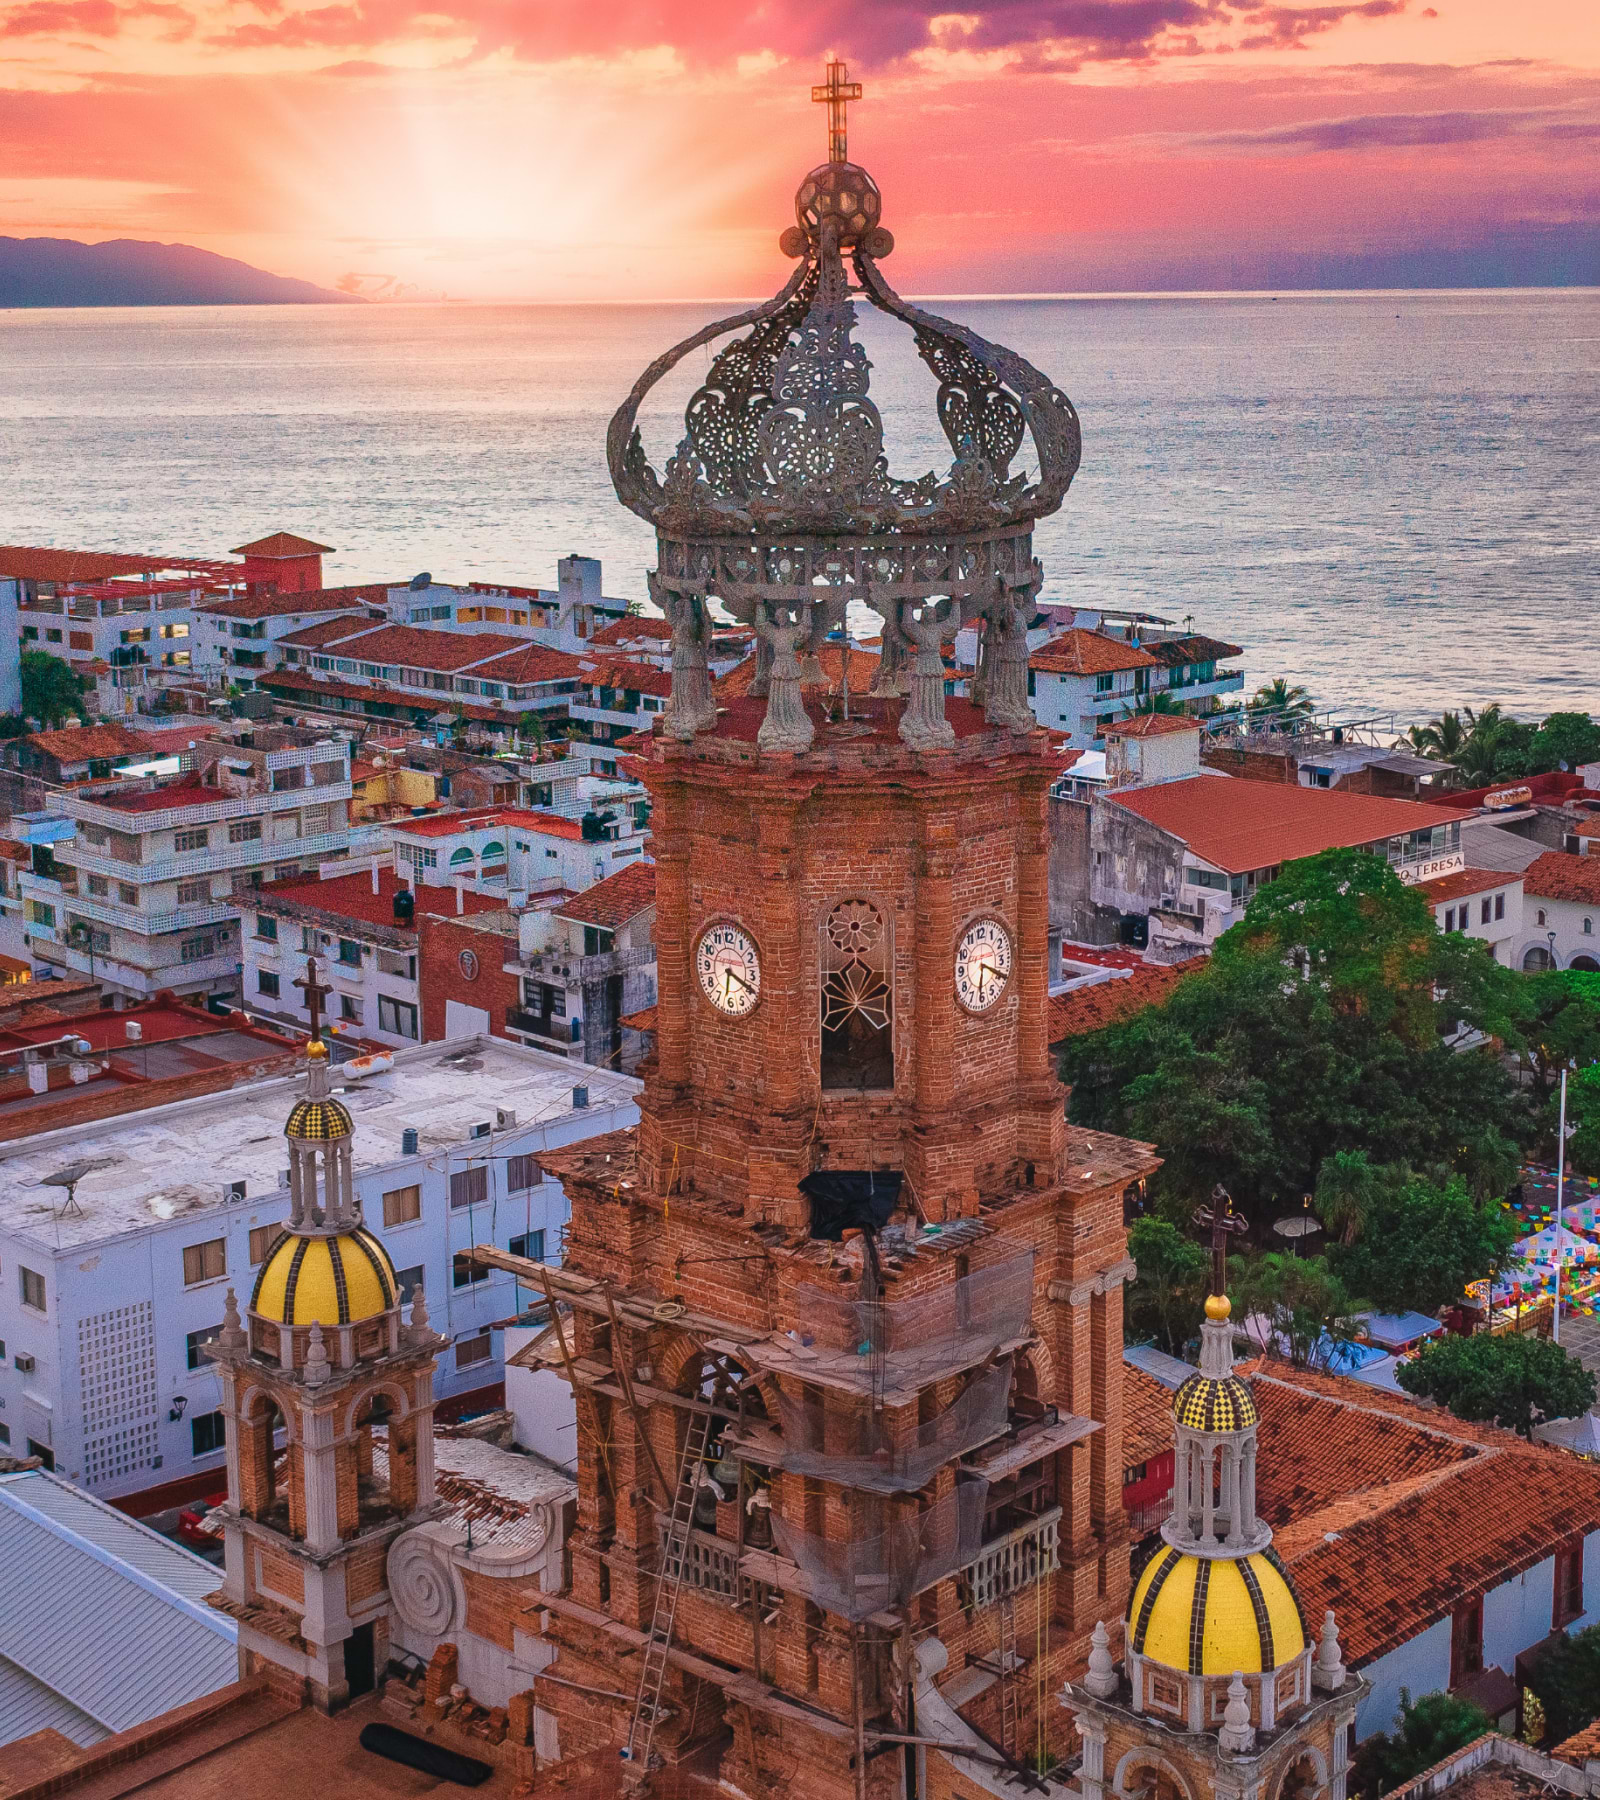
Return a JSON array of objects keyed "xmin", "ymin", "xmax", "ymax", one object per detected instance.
[
  {"xmin": 1185, "ymin": 866, "xmax": 1228, "ymax": 892},
  {"xmin": 394, "ymin": 1264, "xmax": 425, "ymax": 1301},
  {"xmin": 248, "ymin": 1225, "xmax": 277, "ymax": 1264},
  {"xmin": 255, "ymin": 915, "xmax": 278, "ymax": 941},
  {"xmin": 0, "ymin": 1424, "xmax": 9, "ymax": 1445},
  {"xmin": 274, "ymin": 865, "xmax": 301, "ymax": 883},
  {"xmin": 1587, "ymin": 918, "xmax": 1595, "ymax": 936},
  {"xmin": 378, "ymin": 995, "xmax": 419, "ymax": 1039},
  {"xmin": 118, "ymin": 882, "xmax": 138, "ymax": 905},
  {"xmin": 510, "ymin": 1229, "xmax": 546, "ymax": 1262},
  {"xmin": 1444, "ymin": 908, "xmax": 1456, "ymax": 933},
  {"xmin": 1495, "ymin": 894, "xmax": 1505, "ymax": 921},
  {"xmin": 27, "ymin": 1441, "xmax": 54, "ymax": 1471},
  {"xmin": 1554, "ymin": 1538, "xmax": 1585, "ymax": 1627},
  {"xmin": 20, "ymin": 1266, "xmax": 46, "ymax": 1312},
  {"xmin": 1481, "ymin": 898, "xmax": 1492, "ymax": 925},
  {"xmin": 191, "ymin": 1410, "xmax": 226, "ymax": 1456},
  {"xmin": 174, "ymin": 828, "xmax": 210, "ymax": 852},
  {"xmin": 821, "ymin": 899, "xmax": 893, "ymax": 1091},
  {"xmin": 377, "ymin": 949, "xmax": 415, "ymax": 980},
  {"xmin": 176, "ymin": 877, "xmax": 211, "ymax": 906},
  {"xmin": 455, "ymin": 1331, "xmax": 493, "ymax": 1368},
  {"xmin": 450, "ymin": 1166, "xmax": 489, "ymax": 1210},
  {"xmin": 87, "ymin": 873, "xmax": 109, "ymax": 898},
  {"xmin": 1450, "ymin": 1597, "xmax": 1484, "ymax": 1683},
  {"xmin": 453, "ymin": 1254, "xmax": 489, "ymax": 1288},
  {"xmin": 186, "ymin": 1324, "xmax": 223, "ymax": 1370},
  {"xmin": 300, "ymin": 927, "xmax": 317, "ymax": 953},
  {"xmin": 257, "ymin": 969, "xmax": 281, "ymax": 998},
  {"xmin": 181, "ymin": 935, "xmax": 217, "ymax": 964},
  {"xmin": 28, "ymin": 901, "xmax": 55, "ymax": 928},
  {"xmin": 1537, "ymin": 909, "xmax": 1547, "ymax": 927},
  {"xmin": 337, "ymin": 938, "xmax": 362, "ymax": 965},
  {"xmin": 383, "ymin": 1184, "xmax": 421, "ymax": 1227},
  {"xmin": 340, "ymin": 994, "xmax": 362, "ymax": 1024},
  {"xmin": 229, "ymin": 819, "xmax": 263, "ymax": 844},
  {"xmin": 182, "ymin": 1238, "xmax": 226, "ymax": 1285},
  {"xmin": 507, "ymin": 1154, "xmax": 542, "ymax": 1192},
  {"xmin": 46, "ymin": 628, "xmax": 62, "ymax": 643},
  {"xmin": 1094, "ymin": 673, "xmax": 1113, "ymax": 694}
]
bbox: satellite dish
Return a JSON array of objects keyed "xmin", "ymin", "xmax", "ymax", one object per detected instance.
[
  {"xmin": 41, "ymin": 1155, "xmax": 115, "ymax": 1218},
  {"xmin": 408, "ymin": 572, "xmax": 433, "ymax": 591}
]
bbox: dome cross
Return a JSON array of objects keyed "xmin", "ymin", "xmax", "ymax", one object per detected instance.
[
  {"xmin": 1194, "ymin": 1183, "xmax": 1249, "ymax": 1302},
  {"xmin": 294, "ymin": 955, "xmax": 334, "ymax": 1044},
  {"xmin": 812, "ymin": 58, "xmax": 862, "ymax": 164}
]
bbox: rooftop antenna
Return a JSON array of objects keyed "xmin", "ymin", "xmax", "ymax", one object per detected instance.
[{"xmin": 42, "ymin": 1155, "xmax": 110, "ymax": 1220}]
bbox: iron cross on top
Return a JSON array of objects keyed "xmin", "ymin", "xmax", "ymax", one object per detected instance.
[
  {"xmin": 812, "ymin": 58, "xmax": 862, "ymax": 164},
  {"xmin": 1194, "ymin": 1184, "xmax": 1248, "ymax": 1297},
  {"xmin": 294, "ymin": 955, "xmax": 334, "ymax": 1042}
]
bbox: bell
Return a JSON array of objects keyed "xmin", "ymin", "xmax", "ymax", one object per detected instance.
[{"xmin": 712, "ymin": 1451, "xmax": 741, "ymax": 1489}]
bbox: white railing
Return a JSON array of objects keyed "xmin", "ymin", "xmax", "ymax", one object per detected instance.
[
  {"xmin": 654, "ymin": 1518, "xmax": 772, "ymax": 1609},
  {"xmin": 66, "ymin": 781, "xmax": 352, "ymax": 837},
  {"xmin": 67, "ymin": 829, "xmax": 350, "ymax": 887},
  {"xmin": 23, "ymin": 882, "xmax": 241, "ymax": 937},
  {"xmin": 962, "ymin": 1507, "xmax": 1062, "ymax": 1610}
]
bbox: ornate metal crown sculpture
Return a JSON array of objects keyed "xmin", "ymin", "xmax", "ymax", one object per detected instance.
[{"xmin": 607, "ymin": 62, "xmax": 1081, "ymax": 754}]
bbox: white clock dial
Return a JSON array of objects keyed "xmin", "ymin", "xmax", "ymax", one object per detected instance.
[
  {"xmin": 696, "ymin": 923, "xmax": 762, "ymax": 1017},
  {"xmin": 955, "ymin": 918, "xmax": 1013, "ymax": 1013}
]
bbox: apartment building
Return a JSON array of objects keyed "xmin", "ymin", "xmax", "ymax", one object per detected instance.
[
  {"xmin": 393, "ymin": 555, "xmax": 629, "ymax": 649},
  {"xmin": 191, "ymin": 585, "xmax": 389, "ymax": 679},
  {"xmin": 389, "ymin": 799, "xmax": 650, "ymax": 904},
  {"xmin": 0, "ymin": 1033, "xmax": 640, "ymax": 1510},
  {"xmin": 566, "ymin": 657, "xmax": 672, "ymax": 744},
  {"xmin": 17, "ymin": 730, "xmax": 353, "ymax": 1004},
  {"xmin": 1027, "ymin": 627, "xmax": 1244, "ymax": 746}
]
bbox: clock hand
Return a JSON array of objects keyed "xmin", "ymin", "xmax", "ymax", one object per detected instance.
[{"xmin": 726, "ymin": 969, "xmax": 756, "ymax": 995}]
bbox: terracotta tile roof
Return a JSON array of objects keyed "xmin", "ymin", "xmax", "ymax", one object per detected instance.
[
  {"xmin": 255, "ymin": 866, "xmax": 504, "ymax": 929},
  {"xmin": 589, "ymin": 614, "xmax": 672, "ymax": 646},
  {"xmin": 1029, "ymin": 630, "xmax": 1159, "ymax": 676},
  {"xmin": 198, "ymin": 583, "xmax": 389, "ymax": 622},
  {"xmin": 393, "ymin": 806, "xmax": 584, "ymax": 841},
  {"xmin": 277, "ymin": 614, "xmax": 379, "ymax": 649},
  {"xmin": 553, "ymin": 861, "xmax": 655, "ymax": 931},
  {"xmin": 582, "ymin": 658, "xmax": 673, "ymax": 700},
  {"xmin": 1124, "ymin": 1365, "xmax": 1177, "ymax": 1466},
  {"xmin": 1047, "ymin": 960, "xmax": 1202, "ymax": 1044},
  {"xmin": 125, "ymin": 725, "xmax": 215, "ymax": 755},
  {"xmin": 0, "ymin": 546, "xmax": 173, "ymax": 582},
  {"xmin": 465, "ymin": 644, "xmax": 588, "ymax": 686},
  {"xmin": 1523, "ymin": 850, "xmax": 1600, "ymax": 907},
  {"xmin": 1552, "ymin": 1720, "xmax": 1600, "ymax": 1768},
  {"xmin": 1139, "ymin": 634, "xmax": 1244, "ymax": 668},
  {"xmin": 1417, "ymin": 867, "xmax": 1517, "ymax": 906},
  {"xmin": 1102, "ymin": 713, "xmax": 1202, "ymax": 739},
  {"xmin": 621, "ymin": 1004, "xmax": 658, "ymax": 1032},
  {"xmin": 24, "ymin": 722, "xmax": 150, "ymax": 762},
  {"xmin": 1110, "ymin": 775, "xmax": 1463, "ymax": 876},
  {"xmin": 230, "ymin": 532, "xmax": 334, "ymax": 557},
  {"xmin": 306, "ymin": 624, "xmax": 527, "ymax": 674},
  {"xmin": 716, "ymin": 643, "xmax": 880, "ymax": 699}
]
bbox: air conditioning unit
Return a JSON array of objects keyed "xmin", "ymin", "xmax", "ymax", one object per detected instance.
[
  {"xmin": 222, "ymin": 1180, "xmax": 247, "ymax": 1203},
  {"xmin": 495, "ymin": 1108, "xmax": 517, "ymax": 1130},
  {"xmin": 14, "ymin": 1353, "xmax": 36, "ymax": 1374},
  {"xmin": 469, "ymin": 1121, "xmax": 492, "ymax": 1141}
]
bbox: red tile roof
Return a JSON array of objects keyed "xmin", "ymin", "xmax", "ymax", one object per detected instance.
[
  {"xmin": 464, "ymin": 644, "xmax": 589, "ymax": 686},
  {"xmin": 1046, "ymin": 959, "xmax": 1203, "ymax": 1044},
  {"xmin": 1124, "ymin": 1364, "xmax": 1177, "ymax": 1466},
  {"xmin": 1030, "ymin": 630, "xmax": 1160, "ymax": 676},
  {"xmin": 716, "ymin": 643, "xmax": 880, "ymax": 699},
  {"xmin": 255, "ymin": 866, "xmax": 505, "ymax": 929},
  {"xmin": 1110, "ymin": 775, "xmax": 1462, "ymax": 876},
  {"xmin": 1417, "ymin": 867, "xmax": 1517, "ymax": 906},
  {"xmin": 1103, "ymin": 713, "xmax": 1202, "ymax": 739},
  {"xmin": 198, "ymin": 583, "xmax": 389, "ymax": 622},
  {"xmin": 583, "ymin": 658, "xmax": 673, "ymax": 700},
  {"xmin": 554, "ymin": 860, "xmax": 655, "ymax": 931},
  {"xmin": 82, "ymin": 773, "xmax": 217, "ymax": 814},
  {"xmin": 277, "ymin": 614, "xmax": 379, "ymax": 650},
  {"xmin": 0, "ymin": 546, "xmax": 176, "ymax": 583},
  {"xmin": 392, "ymin": 806, "xmax": 584, "ymax": 841},
  {"xmin": 1523, "ymin": 850, "xmax": 1600, "ymax": 907},
  {"xmin": 1138, "ymin": 634, "xmax": 1244, "ymax": 668},
  {"xmin": 589, "ymin": 614, "xmax": 672, "ymax": 647},
  {"xmin": 621, "ymin": 1004, "xmax": 658, "ymax": 1032},
  {"xmin": 24, "ymin": 722, "xmax": 151, "ymax": 762},
  {"xmin": 305, "ymin": 623, "xmax": 528, "ymax": 674},
  {"xmin": 230, "ymin": 532, "xmax": 334, "ymax": 557},
  {"xmin": 125, "ymin": 725, "xmax": 216, "ymax": 755}
]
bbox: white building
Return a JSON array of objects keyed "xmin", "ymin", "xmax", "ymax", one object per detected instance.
[
  {"xmin": 392, "ymin": 555, "xmax": 629, "ymax": 651},
  {"xmin": 0, "ymin": 1033, "xmax": 639, "ymax": 1510},
  {"xmin": 192, "ymin": 584, "xmax": 388, "ymax": 681},
  {"xmin": 1416, "ymin": 868, "xmax": 1524, "ymax": 966},
  {"xmin": 17, "ymin": 731, "xmax": 354, "ymax": 1004},
  {"xmin": 1520, "ymin": 851, "xmax": 1600, "ymax": 972},
  {"xmin": 390, "ymin": 800, "xmax": 649, "ymax": 904},
  {"xmin": 1026, "ymin": 628, "xmax": 1244, "ymax": 748}
]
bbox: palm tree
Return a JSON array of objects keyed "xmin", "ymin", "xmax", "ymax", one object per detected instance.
[
  {"xmin": 1450, "ymin": 704, "xmax": 1511, "ymax": 786},
  {"xmin": 1313, "ymin": 1149, "xmax": 1389, "ymax": 1247},
  {"xmin": 1133, "ymin": 690, "xmax": 1186, "ymax": 716},
  {"xmin": 1406, "ymin": 710, "xmax": 1466, "ymax": 761},
  {"xmin": 1251, "ymin": 678, "xmax": 1314, "ymax": 724}
]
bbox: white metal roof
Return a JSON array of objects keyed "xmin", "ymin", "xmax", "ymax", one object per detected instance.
[{"xmin": 0, "ymin": 1468, "xmax": 237, "ymax": 1749}]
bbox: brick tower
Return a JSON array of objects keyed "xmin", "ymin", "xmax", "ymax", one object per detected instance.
[
  {"xmin": 488, "ymin": 61, "xmax": 1160, "ymax": 1800},
  {"xmin": 207, "ymin": 967, "xmax": 446, "ymax": 1711}
]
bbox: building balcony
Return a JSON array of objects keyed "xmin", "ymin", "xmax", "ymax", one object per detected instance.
[
  {"xmin": 960, "ymin": 1506, "xmax": 1061, "ymax": 1610},
  {"xmin": 68, "ymin": 828, "xmax": 351, "ymax": 887},
  {"xmin": 66, "ymin": 783, "xmax": 352, "ymax": 838},
  {"xmin": 505, "ymin": 1008, "xmax": 572, "ymax": 1050},
  {"xmin": 655, "ymin": 1517, "xmax": 775, "ymax": 1611},
  {"xmin": 30, "ymin": 886, "xmax": 241, "ymax": 937}
]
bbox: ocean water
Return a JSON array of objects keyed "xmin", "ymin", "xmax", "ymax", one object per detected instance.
[{"xmin": 1, "ymin": 290, "xmax": 1595, "ymax": 725}]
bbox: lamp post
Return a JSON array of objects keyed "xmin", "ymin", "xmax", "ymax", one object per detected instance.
[{"xmin": 1548, "ymin": 928, "xmax": 1558, "ymax": 970}]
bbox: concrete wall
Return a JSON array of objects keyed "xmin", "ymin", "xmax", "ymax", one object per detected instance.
[
  {"xmin": 503, "ymin": 1329, "xmax": 578, "ymax": 1473},
  {"xmin": 1089, "ymin": 800, "xmax": 1187, "ymax": 935},
  {"xmin": 1355, "ymin": 1614, "xmax": 1452, "ymax": 1741}
]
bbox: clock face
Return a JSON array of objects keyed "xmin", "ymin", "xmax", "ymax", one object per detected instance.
[
  {"xmin": 696, "ymin": 922, "xmax": 762, "ymax": 1017},
  {"xmin": 955, "ymin": 917, "xmax": 1013, "ymax": 1013}
]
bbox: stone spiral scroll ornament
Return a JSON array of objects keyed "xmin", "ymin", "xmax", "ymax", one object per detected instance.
[
  {"xmin": 606, "ymin": 63, "xmax": 1079, "ymax": 754},
  {"xmin": 387, "ymin": 1526, "xmax": 461, "ymax": 1636}
]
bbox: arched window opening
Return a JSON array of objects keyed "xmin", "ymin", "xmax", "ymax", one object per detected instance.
[{"xmin": 821, "ymin": 899, "xmax": 893, "ymax": 1090}]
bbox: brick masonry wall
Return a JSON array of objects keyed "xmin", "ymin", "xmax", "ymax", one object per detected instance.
[{"xmin": 418, "ymin": 912, "xmax": 520, "ymax": 1041}]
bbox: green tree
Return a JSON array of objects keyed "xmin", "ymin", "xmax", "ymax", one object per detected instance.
[
  {"xmin": 1449, "ymin": 704, "xmax": 1534, "ymax": 787},
  {"xmin": 1313, "ymin": 1149, "xmax": 1392, "ymax": 1246},
  {"xmin": 1565, "ymin": 1061, "xmax": 1600, "ymax": 1179},
  {"xmin": 1527, "ymin": 711, "xmax": 1600, "ymax": 776},
  {"xmin": 1231, "ymin": 1252, "xmax": 1364, "ymax": 1369},
  {"xmin": 1330, "ymin": 1175, "xmax": 1521, "ymax": 1317},
  {"xmin": 1396, "ymin": 1332, "xmax": 1597, "ymax": 1439},
  {"xmin": 1125, "ymin": 1217, "xmax": 1209, "ymax": 1355},
  {"xmin": 1132, "ymin": 690, "xmax": 1186, "ymax": 716},
  {"xmin": 1524, "ymin": 1624, "xmax": 1600, "ymax": 1747},
  {"xmin": 1520, "ymin": 971, "xmax": 1600, "ymax": 1102},
  {"xmin": 1405, "ymin": 710, "xmax": 1466, "ymax": 762},
  {"xmin": 19, "ymin": 650, "xmax": 90, "ymax": 727},
  {"xmin": 1251, "ymin": 677, "xmax": 1314, "ymax": 722},
  {"xmin": 1353, "ymin": 1691, "xmax": 1493, "ymax": 1798}
]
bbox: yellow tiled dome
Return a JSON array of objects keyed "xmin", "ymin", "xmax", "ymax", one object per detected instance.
[
  {"xmin": 1128, "ymin": 1546, "xmax": 1306, "ymax": 1675},
  {"xmin": 250, "ymin": 1228, "xmax": 398, "ymax": 1326},
  {"xmin": 1174, "ymin": 1371, "xmax": 1260, "ymax": 1433},
  {"xmin": 285, "ymin": 1095, "xmax": 354, "ymax": 1142}
]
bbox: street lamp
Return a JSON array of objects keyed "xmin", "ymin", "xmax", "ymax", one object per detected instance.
[{"xmin": 1548, "ymin": 928, "xmax": 1558, "ymax": 970}]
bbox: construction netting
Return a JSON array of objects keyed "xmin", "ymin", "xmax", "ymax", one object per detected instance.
[
  {"xmin": 775, "ymin": 1359, "xmax": 1013, "ymax": 1494},
  {"xmin": 771, "ymin": 1475, "xmax": 990, "ymax": 1622},
  {"xmin": 788, "ymin": 1250, "xmax": 1035, "ymax": 1389}
]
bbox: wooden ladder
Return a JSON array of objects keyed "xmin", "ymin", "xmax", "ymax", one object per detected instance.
[
  {"xmin": 624, "ymin": 1401, "xmax": 712, "ymax": 1774},
  {"xmin": 996, "ymin": 1593, "xmax": 1019, "ymax": 1761}
]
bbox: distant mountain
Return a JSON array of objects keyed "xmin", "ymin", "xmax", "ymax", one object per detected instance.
[{"xmin": 0, "ymin": 237, "xmax": 357, "ymax": 307}]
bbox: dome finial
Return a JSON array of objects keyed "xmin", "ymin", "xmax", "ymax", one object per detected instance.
[{"xmin": 811, "ymin": 57, "xmax": 862, "ymax": 165}]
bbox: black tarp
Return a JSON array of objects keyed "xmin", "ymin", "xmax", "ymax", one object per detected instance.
[
  {"xmin": 799, "ymin": 1169, "xmax": 903, "ymax": 1242},
  {"xmin": 358, "ymin": 1721, "xmax": 493, "ymax": 1786}
]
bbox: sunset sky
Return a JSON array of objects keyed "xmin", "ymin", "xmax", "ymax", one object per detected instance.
[{"xmin": 3, "ymin": 0, "xmax": 1597, "ymax": 298}]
